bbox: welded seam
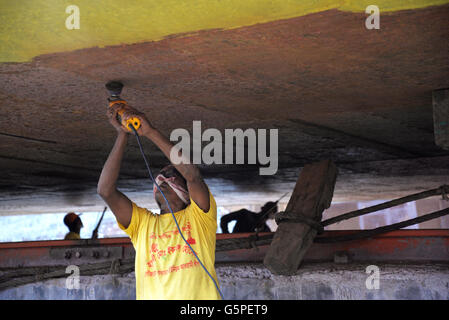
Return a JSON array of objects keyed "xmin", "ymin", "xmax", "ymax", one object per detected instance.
[
  {"xmin": 288, "ymin": 118, "xmax": 427, "ymax": 158},
  {"xmin": 0, "ymin": 132, "xmax": 57, "ymax": 144}
]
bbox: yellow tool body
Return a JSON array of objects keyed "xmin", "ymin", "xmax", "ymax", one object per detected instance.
[{"xmin": 108, "ymin": 99, "xmax": 141, "ymax": 132}]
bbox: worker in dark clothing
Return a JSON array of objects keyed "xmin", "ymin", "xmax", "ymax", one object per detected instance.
[
  {"xmin": 220, "ymin": 201, "xmax": 278, "ymax": 233},
  {"xmin": 63, "ymin": 212, "xmax": 83, "ymax": 240}
]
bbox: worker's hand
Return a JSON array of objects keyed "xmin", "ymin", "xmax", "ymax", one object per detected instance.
[
  {"xmin": 122, "ymin": 106, "xmax": 154, "ymax": 136},
  {"xmin": 107, "ymin": 104, "xmax": 129, "ymax": 134}
]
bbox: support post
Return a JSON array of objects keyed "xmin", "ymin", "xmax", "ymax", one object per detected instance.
[
  {"xmin": 433, "ymin": 88, "xmax": 449, "ymax": 150},
  {"xmin": 264, "ymin": 159, "xmax": 338, "ymax": 275}
]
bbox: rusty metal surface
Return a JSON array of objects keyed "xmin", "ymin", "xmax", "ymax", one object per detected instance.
[
  {"xmin": 0, "ymin": 230, "xmax": 447, "ymax": 269},
  {"xmin": 0, "ymin": 6, "xmax": 449, "ymax": 213},
  {"xmin": 309, "ymin": 229, "xmax": 449, "ymax": 263}
]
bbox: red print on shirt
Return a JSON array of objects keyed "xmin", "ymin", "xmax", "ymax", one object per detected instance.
[{"xmin": 145, "ymin": 220, "xmax": 198, "ymax": 277}]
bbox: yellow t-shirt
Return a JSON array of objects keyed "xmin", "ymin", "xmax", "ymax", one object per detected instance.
[
  {"xmin": 64, "ymin": 232, "xmax": 80, "ymax": 240},
  {"xmin": 118, "ymin": 190, "xmax": 221, "ymax": 300}
]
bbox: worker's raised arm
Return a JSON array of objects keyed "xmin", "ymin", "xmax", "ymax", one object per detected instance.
[
  {"xmin": 122, "ymin": 108, "xmax": 210, "ymax": 212},
  {"xmin": 97, "ymin": 105, "xmax": 133, "ymax": 228}
]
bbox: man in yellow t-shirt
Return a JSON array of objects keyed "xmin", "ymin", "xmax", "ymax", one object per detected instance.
[
  {"xmin": 97, "ymin": 104, "xmax": 221, "ymax": 300},
  {"xmin": 63, "ymin": 212, "xmax": 83, "ymax": 240}
]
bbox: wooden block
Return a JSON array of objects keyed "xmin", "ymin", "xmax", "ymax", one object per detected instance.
[
  {"xmin": 433, "ymin": 88, "xmax": 449, "ymax": 150},
  {"xmin": 263, "ymin": 159, "xmax": 338, "ymax": 275}
]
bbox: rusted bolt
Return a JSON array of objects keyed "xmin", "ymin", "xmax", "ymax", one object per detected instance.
[
  {"xmin": 75, "ymin": 251, "xmax": 81, "ymax": 258},
  {"xmin": 65, "ymin": 251, "xmax": 72, "ymax": 259}
]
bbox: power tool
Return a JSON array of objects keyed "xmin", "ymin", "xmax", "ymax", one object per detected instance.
[{"xmin": 105, "ymin": 81, "xmax": 141, "ymax": 132}]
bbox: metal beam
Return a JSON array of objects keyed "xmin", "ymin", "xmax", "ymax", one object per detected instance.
[{"xmin": 0, "ymin": 230, "xmax": 447, "ymax": 269}]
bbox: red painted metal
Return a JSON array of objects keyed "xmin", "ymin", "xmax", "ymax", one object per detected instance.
[{"xmin": 0, "ymin": 230, "xmax": 447, "ymax": 268}]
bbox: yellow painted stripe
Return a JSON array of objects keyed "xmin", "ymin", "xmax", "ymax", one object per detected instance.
[
  {"xmin": 1, "ymin": 0, "xmax": 447, "ymax": 62},
  {"xmin": 340, "ymin": 0, "xmax": 448, "ymax": 11}
]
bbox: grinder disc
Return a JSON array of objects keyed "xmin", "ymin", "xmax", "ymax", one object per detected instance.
[{"xmin": 105, "ymin": 81, "xmax": 124, "ymax": 96}]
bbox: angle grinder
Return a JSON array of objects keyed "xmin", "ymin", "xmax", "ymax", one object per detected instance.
[{"xmin": 105, "ymin": 81, "xmax": 141, "ymax": 132}]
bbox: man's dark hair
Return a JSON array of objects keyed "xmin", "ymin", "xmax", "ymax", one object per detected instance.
[
  {"xmin": 261, "ymin": 201, "xmax": 277, "ymax": 213},
  {"xmin": 160, "ymin": 165, "xmax": 187, "ymax": 186},
  {"xmin": 64, "ymin": 215, "xmax": 82, "ymax": 232}
]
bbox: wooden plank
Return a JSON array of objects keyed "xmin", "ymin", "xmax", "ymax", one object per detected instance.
[
  {"xmin": 433, "ymin": 88, "xmax": 449, "ymax": 150},
  {"xmin": 264, "ymin": 159, "xmax": 338, "ymax": 275}
]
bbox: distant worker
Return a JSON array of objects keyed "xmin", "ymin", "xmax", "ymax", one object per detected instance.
[
  {"xmin": 63, "ymin": 212, "xmax": 83, "ymax": 240},
  {"xmin": 220, "ymin": 201, "xmax": 278, "ymax": 233}
]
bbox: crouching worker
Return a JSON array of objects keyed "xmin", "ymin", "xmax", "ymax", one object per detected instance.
[
  {"xmin": 97, "ymin": 104, "xmax": 221, "ymax": 300},
  {"xmin": 220, "ymin": 201, "xmax": 277, "ymax": 234}
]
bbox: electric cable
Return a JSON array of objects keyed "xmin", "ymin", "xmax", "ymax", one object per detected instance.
[{"xmin": 130, "ymin": 125, "xmax": 225, "ymax": 300}]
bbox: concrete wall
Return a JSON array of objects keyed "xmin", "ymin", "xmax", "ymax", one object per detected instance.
[{"xmin": 1, "ymin": 263, "xmax": 448, "ymax": 300}]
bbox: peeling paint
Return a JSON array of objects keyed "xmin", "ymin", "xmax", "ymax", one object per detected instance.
[{"xmin": 1, "ymin": 0, "xmax": 448, "ymax": 62}]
